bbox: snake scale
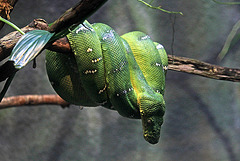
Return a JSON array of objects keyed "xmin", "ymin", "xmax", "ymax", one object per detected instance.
[{"xmin": 45, "ymin": 20, "xmax": 168, "ymax": 144}]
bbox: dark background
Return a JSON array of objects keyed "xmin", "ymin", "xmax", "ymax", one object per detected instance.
[{"xmin": 0, "ymin": 0, "xmax": 240, "ymax": 160}]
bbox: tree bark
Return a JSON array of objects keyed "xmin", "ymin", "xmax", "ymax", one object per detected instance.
[
  {"xmin": 1, "ymin": 22, "xmax": 240, "ymax": 82},
  {"xmin": 48, "ymin": 0, "xmax": 108, "ymax": 33},
  {"xmin": 168, "ymin": 55, "xmax": 240, "ymax": 82},
  {"xmin": 0, "ymin": 94, "xmax": 69, "ymax": 109}
]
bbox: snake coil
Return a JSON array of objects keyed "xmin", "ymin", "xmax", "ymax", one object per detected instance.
[{"xmin": 46, "ymin": 20, "xmax": 168, "ymax": 144}]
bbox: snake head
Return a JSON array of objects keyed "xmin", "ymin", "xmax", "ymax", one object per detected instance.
[{"xmin": 138, "ymin": 93, "xmax": 165, "ymax": 144}]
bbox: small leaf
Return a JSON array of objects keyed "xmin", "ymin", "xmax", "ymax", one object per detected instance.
[
  {"xmin": 9, "ymin": 30, "xmax": 54, "ymax": 69},
  {"xmin": 217, "ymin": 19, "xmax": 240, "ymax": 61}
]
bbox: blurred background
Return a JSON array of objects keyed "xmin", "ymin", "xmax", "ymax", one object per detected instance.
[{"xmin": 0, "ymin": 0, "xmax": 240, "ymax": 160}]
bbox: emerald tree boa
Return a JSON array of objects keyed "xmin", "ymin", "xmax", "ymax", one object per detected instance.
[{"xmin": 46, "ymin": 20, "xmax": 168, "ymax": 144}]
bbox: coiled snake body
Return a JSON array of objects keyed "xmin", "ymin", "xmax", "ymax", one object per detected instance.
[{"xmin": 46, "ymin": 21, "xmax": 168, "ymax": 144}]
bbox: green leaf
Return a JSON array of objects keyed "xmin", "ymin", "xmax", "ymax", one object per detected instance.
[
  {"xmin": 217, "ymin": 19, "xmax": 240, "ymax": 60},
  {"xmin": 9, "ymin": 30, "xmax": 54, "ymax": 69}
]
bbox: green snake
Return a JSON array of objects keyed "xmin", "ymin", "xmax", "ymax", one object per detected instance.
[{"xmin": 45, "ymin": 21, "xmax": 168, "ymax": 144}]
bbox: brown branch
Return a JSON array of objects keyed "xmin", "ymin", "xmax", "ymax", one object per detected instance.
[
  {"xmin": 0, "ymin": 0, "xmax": 108, "ymax": 61},
  {"xmin": 0, "ymin": 0, "xmax": 108, "ymax": 81},
  {"xmin": 0, "ymin": 19, "xmax": 71, "ymax": 62},
  {"xmin": 48, "ymin": 0, "xmax": 108, "ymax": 33},
  {"xmin": 168, "ymin": 55, "xmax": 240, "ymax": 82},
  {"xmin": 0, "ymin": 18, "xmax": 240, "ymax": 83},
  {"xmin": 1, "ymin": 20, "xmax": 240, "ymax": 82},
  {"xmin": 33, "ymin": 36, "xmax": 240, "ymax": 82},
  {"xmin": 0, "ymin": 0, "xmax": 239, "ymax": 85},
  {"xmin": 0, "ymin": 19, "xmax": 48, "ymax": 61},
  {"xmin": 0, "ymin": 94, "xmax": 70, "ymax": 109}
]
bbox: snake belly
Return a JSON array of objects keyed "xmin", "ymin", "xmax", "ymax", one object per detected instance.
[{"xmin": 45, "ymin": 20, "xmax": 168, "ymax": 144}]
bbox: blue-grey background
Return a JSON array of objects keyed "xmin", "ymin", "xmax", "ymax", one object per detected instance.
[{"xmin": 0, "ymin": 0, "xmax": 240, "ymax": 160}]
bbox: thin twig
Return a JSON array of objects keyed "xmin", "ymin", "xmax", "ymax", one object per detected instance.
[
  {"xmin": 0, "ymin": 94, "xmax": 69, "ymax": 109},
  {"xmin": 138, "ymin": 0, "xmax": 183, "ymax": 15}
]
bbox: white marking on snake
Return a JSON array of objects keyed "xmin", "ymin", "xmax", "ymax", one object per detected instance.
[
  {"xmin": 156, "ymin": 44, "xmax": 164, "ymax": 49},
  {"xmin": 92, "ymin": 57, "xmax": 102, "ymax": 63},
  {"xmin": 129, "ymin": 88, "xmax": 133, "ymax": 91},
  {"xmin": 126, "ymin": 47, "xmax": 131, "ymax": 53},
  {"xmin": 84, "ymin": 69, "xmax": 97, "ymax": 74},
  {"xmin": 88, "ymin": 27, "xmax": 94, "ymax": 32},
  {"xmin": 99, "ymin": 85, "xmax": 107, "ymax": 94},
  {"xmin": 116, "ymin": 87, "xmax": 134, "ymax": 97},
  {"xmin": 103, "ymin": 30, "xmax": 114, "ymax": 40},
  {"xmin": 163, "ymin": 66, "xmax": 168, "ymax": 70},
  {"xmin": 156, "ymin": 63, "xmax": 161, "ymax": 66},
  {"xmin": 87, "ymin": 48, "xmax": 93, "ymax": 53},
  {"xmin": 141, "ymin": 35, "xmax": 150, "ymax": 40},
  {"xmin": 76, "ymin": 26, "xmax": 87, "ymax": 33},
  {"xmin": 113, "ymin": 61, "xmax": 127, "ymax": 73}
]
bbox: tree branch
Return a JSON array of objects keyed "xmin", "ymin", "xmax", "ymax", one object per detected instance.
[
  {"xmin": 0, "ymin": 19, "xmax": 48, "ymax": 61},
  {"xmin": 0, "ymin": 94, "xmax": 69, "ymax": 109},
  {"xmin": 0, "ymin": 0, "xmax": 108, "ymax": 82},
  {"xmin": 48, "ymin": 0, "xmax": 108, "ymax": 33},
  {"xmin": 0, "ymin": 0, "xmax": 108, "ymax": 61},
  {"xmin": 0, "ymin": 0, "xmax": 239, "ymax": 109},
  {"xmin": 0, "ymin": 20, "xmax": 240, "ymax": 82},
  {"xmin": 168, "ymin": 55, "xmax": 240, "ymax": 82}
]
